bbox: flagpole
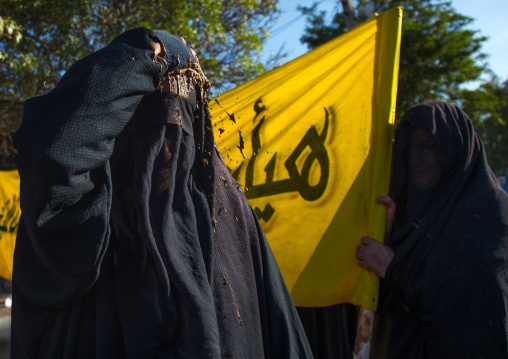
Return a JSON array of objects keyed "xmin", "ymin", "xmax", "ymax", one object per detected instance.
[
  {"xmin": 353, "ymin": 308, "xmax": 374, "ymax": 358},
  {"xmin": 341, "ymin": 1, "xmax": 372, "ymax": 355}
]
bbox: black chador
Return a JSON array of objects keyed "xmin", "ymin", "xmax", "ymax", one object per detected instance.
[{"xmin": 12, "ymin": 28, "xmax": 313, "ymax": 359}]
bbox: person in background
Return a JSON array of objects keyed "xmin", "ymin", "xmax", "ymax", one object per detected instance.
[
  {"xmin": 11, "ymin": 28, "xmax": 313, "ymax": 358},
  {"xmin": 356, "ymin": 101, "xmax": 508, "ymax": 358}
]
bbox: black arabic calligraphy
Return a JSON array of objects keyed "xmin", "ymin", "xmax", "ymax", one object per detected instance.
[{"xmin": 245, "ymin": 98, "xmax": 330, "ymax": 202}]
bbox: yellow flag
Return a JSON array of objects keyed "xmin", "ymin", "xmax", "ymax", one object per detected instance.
[
  {"xmin": 210, "ymin": 8, "xmax": 402, "ymax": 309},
  {"xmin": 0, "ymin": 169, "xmax": 20, "ymax": 281}
]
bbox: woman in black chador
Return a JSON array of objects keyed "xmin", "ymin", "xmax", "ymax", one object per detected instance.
[
  {"xmin": 356, "ymin": 101, "xmax": 508, "ymax": 358},
  {"xmin": 11, "ymin": 28, "xmax": 313, "ymax": 358}
]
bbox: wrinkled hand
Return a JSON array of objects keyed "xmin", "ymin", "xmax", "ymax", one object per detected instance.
[
  {"xmin": 356, "ymin": 237, "xmax": 395, "ymax": 278},
  {"xmin": 355, "ymin": 196, "xmax": 396, "ymax": 278}
]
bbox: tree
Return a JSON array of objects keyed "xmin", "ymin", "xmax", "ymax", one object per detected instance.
[
  {"xmin": 0, "ymin": 0, "xmax": 279, "ymax": 98},
  {"xmin": 458, "ymin": 78, "xmax": 508, "ymax": 175},
  {"xmin": 299, "ymin": 0, "xmax": 488, "ymax": 120}
]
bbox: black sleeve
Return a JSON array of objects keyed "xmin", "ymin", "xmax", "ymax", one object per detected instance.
[{"xmin": 13, "ymin": 27, "xmax": 193, "ymax": 308}]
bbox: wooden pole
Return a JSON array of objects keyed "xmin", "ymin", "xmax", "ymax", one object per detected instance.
[
  {"xmin": 353, "ymin": 308, "xmax": 374, "ymax": 359},
  {"xmin": 341, "ymin": 2, "xmax": 374, "ymax": 357}
]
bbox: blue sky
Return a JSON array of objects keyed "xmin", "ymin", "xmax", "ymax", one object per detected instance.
[{"xmin": 261, "ymin": 0, "xmax": 508, "ymax": 84}]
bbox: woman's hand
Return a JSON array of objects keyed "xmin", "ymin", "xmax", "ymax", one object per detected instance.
[
  {"xmin": 356, "ymin": 237, "xmax": 395, "ymax": 278},
  {"xmin": 355, "ymin": 196, "xmax": 396, "ymax": 278}
]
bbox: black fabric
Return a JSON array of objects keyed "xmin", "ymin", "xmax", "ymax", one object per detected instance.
[
  {"xmin": 296, "ymin": 304, "xmax": 357, "ymax": 359},
  {"xmin": 11, "ymin": 28, "xmax": 312, "ymax": 358},
  {"xmin": 372, "ymin": 102, "xmax": 508, "ymax": 359}
]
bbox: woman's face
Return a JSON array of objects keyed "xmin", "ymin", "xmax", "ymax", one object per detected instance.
[{"xmin": 406, "ymin": 128, "xmax": 443, "ymax": 190}]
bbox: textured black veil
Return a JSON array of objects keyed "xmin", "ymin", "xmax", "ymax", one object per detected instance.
[{"xmin": 11, "ymin": 28, "xmax": 312, "ymax": 358}]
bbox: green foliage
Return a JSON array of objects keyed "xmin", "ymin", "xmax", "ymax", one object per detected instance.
[
  {"xmin": 0, "ymin": 16, "xmax": 23, "ymax": 44},
  {"xmin": 299, "ymin": 0, "xmax": 488, "ymax": 120},
  {"xmin": 458, "ymin": 78, "xmax": 508, "ymax": 175},
  {"xmin": 0, "ymin": 0, "xmax": 279, "ymax": 98}
]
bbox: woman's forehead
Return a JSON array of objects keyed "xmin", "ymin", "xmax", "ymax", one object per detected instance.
[{"xmin": 409, "ymin": 127, "xmax": 434, "ymax": 141}]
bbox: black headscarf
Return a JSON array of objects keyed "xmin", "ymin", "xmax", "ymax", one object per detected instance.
[
  {"xmin": 11, "ymin": 28, "xmax": 312, "ymax": 358},
  {"xmin": 373, "ymin": 101, "xmax": 508, "ymax": 358}
]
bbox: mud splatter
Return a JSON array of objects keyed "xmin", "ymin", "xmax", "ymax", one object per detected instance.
[
  {"xmin": 214, "ymin": 99, "xmax": 237, "ymax": 124},
  {"xmin": 237, "ymin": 129, "xmax": 247, "ymax": 159},
  {"xmin": 148, "ymin": 32, "xmax": 168, "ymax": 72},
  {"xmin": 222, "ymin": 272, "xmax": 243, "ymax": 326},
  {"xmin": 228, "ymin": 113, "xmax": 237, "ymax": 124},
  {"xmin": 219, "ymin": 176, "xmax": 228, "ymax": 187}
]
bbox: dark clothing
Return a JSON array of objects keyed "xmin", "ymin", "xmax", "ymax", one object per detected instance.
[
  {"xmin": 296, "ymin": 304, "xmax": 357, "ymax": 359},
  {"xmin": 11, "ymin": 28, "xmax": 312, "ymax": 358},
  {"xmin": 372, "ymin": 102, "xmax": 508, "ymax": 358}
]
